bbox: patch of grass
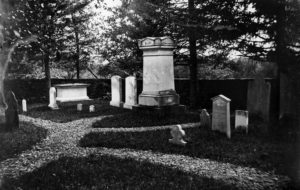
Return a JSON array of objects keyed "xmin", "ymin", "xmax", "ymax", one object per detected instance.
[
  {"xmin": 0, "ymin": 118, "xmax": 48, "ymax": 161},
  {"xmin": 92, "ymin": 112, "xmax": 200, "ymax": 128},
  {"xmin": 23, "ymin": 100, "xmax": 129, "ymax": 123},
  {"xmin": 2, "ymin": 155, "xmax": 239, "ymax": 190},
  {"xmin": 80, "ymin": 125, "xmax": 292, "ymax": 175}
]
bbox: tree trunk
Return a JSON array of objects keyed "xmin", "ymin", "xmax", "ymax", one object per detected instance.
[
  {"xmin": 44, "ymin": 51, "xmax": 51, "ymax": 92},
  {"xmin": 75, "ymin": 29, "xmax": 80, "ymax": 79},
  {"xmin": 188, "ymin": 0, "xmax": 198, "ymax": 108}
]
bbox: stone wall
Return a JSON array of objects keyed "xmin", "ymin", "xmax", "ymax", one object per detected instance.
[{"xmin": 4, "ymin": 78, "xmax": 277, "ymax": 112}]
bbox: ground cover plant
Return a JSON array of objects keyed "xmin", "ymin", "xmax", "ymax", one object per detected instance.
[
  {"xmin": 0, "ymin": 116, "xmax": 48, "ymax": 162},
  {"xmin": 1, "ymin": 154, "xmax": 241, "ymax": 190},
  {"xmin": 81, "ymin": 124, "xmax": 294, "ymax": 176},
  {"xmin": 23, "ymin": 99, "xmax": 129, "ymax": 123},
  {"xmin": 92, "ymin": 111, "xmax": 200, "ymax": 128}
]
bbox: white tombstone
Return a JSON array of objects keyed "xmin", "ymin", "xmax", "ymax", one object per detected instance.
[
  {"xmin": 22, "ymin": 99, "xmax": 27, "ymax": 112},
  {"xmin": 211, "ymin": 95, "xmax": 231, "ymax": 139},
  {"xmin": 110, "ymin": 75, "xmax": 124, "ymax": 107},
  {"xmin": 48, "ymin": 87, "xmax": 59, "ymax": 110},
  {"xmin": 235, "ymin": 110, "xmax": 249, "ymax": 133},
  {"xmin": 137, "ymin": 37, "xmax": 180, "ymax": 106},
  {"xmin": 89, "ymin": 105, "xmax": 95, "ymax": 112},
  {"xmin": 55, "ymin": 83, "xmax": 90, "ymax": 103},
  {"xmin": 124, "ymin": 76, "xmax": 137, "ymax": 109},
  {"xmin": 169, "ymin": 125, "xmax": 187, "ymax": 146},
  {"xmin": 77, "ymin": 103, "xmax": 83, "ymax": 111}
]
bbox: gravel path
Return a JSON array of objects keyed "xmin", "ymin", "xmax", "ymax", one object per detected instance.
[{"xmin": 0, "ymin": 115, "xmax": 291, "ymax": 189}]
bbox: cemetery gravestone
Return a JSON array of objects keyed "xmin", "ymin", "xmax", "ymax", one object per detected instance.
[
  {"xmin": 137, "ymin": 36, "xmax": 180, "ymax": 106},
  {"xmin": 22, "ymin": 99, "xmax": 27, "ymax": 112},
  {"xmin": 5, "ymin": 91, "xmax": 19, "ymax": 130},
  {"xmin": 200, "ymin": 109, "xmax": 211, "ymax": 127},
  {"xmin": 247, "ymin": 75, "xmax": 271, "ymax": 121},
  {"xmin": 124, "ymin": 76, "xmax": 137, "ymax": 109},
  {"xmin": 235, "ymin": 110, "xmax": 249, "ymax": 133},
  {"xmin": 48, "ymin": 87, "xmax": 59, "ymax": 110},
  {"xmin": 211, "ymin": 95, "xmax": 231, "ymax": 139},
  {"xmin": 169, "ymin": 125, "xmax": 187, "ymax": 146},
  {"xmin": 89, "ymin": 105, "xmax": 95, "ymax": 112},
  {"xmin": 77, "ymin": 103, "xmax": 82, "ymax": 111},
  {"xmin": 110, "ymin": 75, "xmax": 124, "ymax": 107}
]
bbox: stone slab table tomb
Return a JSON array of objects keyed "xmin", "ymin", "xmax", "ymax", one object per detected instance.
[{"xmin": 54, "ymin": 83, "xmax": 90, "ymax": 103}]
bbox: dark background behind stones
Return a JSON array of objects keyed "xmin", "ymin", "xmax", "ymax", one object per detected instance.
[{"xmin": 4, "ymin": 78, "xmax": 277, "ymax": 111}]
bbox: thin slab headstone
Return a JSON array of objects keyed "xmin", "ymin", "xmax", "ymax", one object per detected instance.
[
  {"xmin": 110, "ymin": 75, "xmax": 124, "ymax": 107},
  {"xmin": 124, "ymin": 76, "xmax": 137, "ymax": 109},
  {"xmin": 77, "ymin": 103, "xmax": 83, "ymax": 111},
  {"xmin": 48, "ymin": 87, "xmax": 59, "ymax": 110},
  {"xmin": 169, "ymin": 124, "xmax": 187, "ymax": 146},
  {"xmin": 22, "ymin": 99, "xmax": 27, "ymax": 112},
  {"xmin": 5, "ymin": 91, "xmax": 19, "ymax": 130},
  {"xmin": 247, "ymin": 75, "xmax": 271, "ymax": 121},
  {"xmin": 200, "ymin": 109, "xmax": 211, "ymax": 127},
  {"xmin": 235, "ymin": 110, "xmax": 249, "ymax": 133},
  {"xmin": 211, "ymin": 94, "xmax": 231, "ymax": 139},
  {"xmin": 89, "ymin": 105, "xmax": 95, "ymax": 112}
]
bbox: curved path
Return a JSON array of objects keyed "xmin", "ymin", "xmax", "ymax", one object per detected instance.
[{"xmin": 0, "ymin": 115, "xmax": 291, "ymax": 189}]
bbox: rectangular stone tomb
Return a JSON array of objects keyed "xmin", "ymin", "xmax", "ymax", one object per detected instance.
[
  {"xmin": 211, "ymin": 94, "xmax": 231, "ymax": 139},
  {"xmin": 54, "ymin": 83, "xmax": 90, "ymax": 103}
]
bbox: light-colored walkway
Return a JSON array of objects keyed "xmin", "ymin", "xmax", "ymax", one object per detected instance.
[{"xmin": 0, "ymin": 115, "xmax": 291, "ymax": 189}]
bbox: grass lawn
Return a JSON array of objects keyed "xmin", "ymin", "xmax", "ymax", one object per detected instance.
[
  {"xmin": 81, "ymin": 124, "xmax": 294, "ymax": 176},
  {"xmin": 0, "ymin": 116, "xmax": 48, "ymax": 162},
  {"xmin": 2, "ymin": 155, "xmax": 239, "ymax": 190},
  {"xmin": 92, "ymin": 111, "xmax": 200, "ymax": 128},
  {"xmin": 23, "ymin": 99, "xmax": 129, "ymax": 123}
]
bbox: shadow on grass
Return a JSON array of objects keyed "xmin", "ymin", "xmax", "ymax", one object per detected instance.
[
  {"xmin": 80, "ymin": 126, "xmax": 293, "ymax": 175},
  {"xmin": 92, "ymin": 112, "xmax": 200, "ymax": 128},
  {"xmin": 23, "ymin": 100, "xmax": 129, "ymax": 123},
  {"xmin": 0, "ymin": 120, "xmax": 48, "ymax": 162},
  {"xmin": 1, "ymin": 154, "xmax": 239, "ymax": 190}
]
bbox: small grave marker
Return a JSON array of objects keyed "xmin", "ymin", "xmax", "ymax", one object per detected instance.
[
  {"xmin": 89, "ymin": 105, "xmax": 95, "ymax": 112},
  {"xmin": 200, "ymin": 109, "xmax": 210, "ymax": 127},
  {"xmin": 211, "ymin": 94, "xmax": 231, "ymax": 139},
  {"xmin": 235, "ymin": 110, "xmax": 249, "ymax": 133},
  {"xmin": 5, "ymin": 91, "xmax": 19, "ymax": 130},
  {"xmin": 124, "ymin": 76, "xmax": 137, "ymax": 109},
  {"xmin": 22, "ymin": 99, "xmax": 27, "ymax": 112},
  {"xmin": 77, "ymin": 103, "xmax": 83, "ymax": 111},
  {"xmin": 169, "ymin": 125, "xmax": 187, "ymax": 146}
]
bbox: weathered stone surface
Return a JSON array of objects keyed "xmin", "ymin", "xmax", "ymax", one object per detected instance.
[
  {"xmin": 169, "ymin": 124, "xmax": 187, "ymax": 146},
  {"xmin": 247, "ymin": 75, "xmax": 270, "ymax": 121},
  {"xmin": 110, "ymin": 75, "xmax": 124, "ymax": 107},
  {"xmin": 124, "ymin": 76, "xmax": 137, "ymax": 109},
  {"xmin": 55, "ymin": 83, "xmax": 90, "ymax": 103},
  {"xmin": 22, "ymin": 99, "xmax": 27, "ymax": 112},
  {"xmin": 200, "ymin": 109, "xmax": 211, "ymax": 127},
  {"xmin": 5, "ymin": 91, "xmax": 19, "ymax": 130},
  {"xmin": 235, "ymin": 110, "xmax": 249, "ymax": 133},
  {"xmin": 89, "ymin": 105, "xmax": 95, "ymax": 112},
  {"xmin": 137, "ymin": 36, "xmax": 180, "ymax": 107},
  {"xmin": 211, "ymin": 94, "xmax": 231, "ymax": 139},
  {"xmin": 48, "ymin": 87, "xmax": 59, "ymax": 110},
  {"xmin": 77, "ymin": 103, "xmax": 83, "ymax": 111}
]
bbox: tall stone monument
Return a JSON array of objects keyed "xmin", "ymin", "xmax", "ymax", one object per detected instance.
[
  {"xmin": 211, "ymin": 94, "xmax": 231, "ymax": 139},
  {"xmin": 124, "ymin": 76, "xmax": 137, "ymax": 109},
  {"xmin": 110, "ymin": 75, "xmax": 123, "ymax": 107},
  {"xmin": 48, "ymin": 87, "xmax": 59, "ymax": 110},
  {"xmin": 136, "ymin": 36, "xmax": 184, "ymax": 113}
]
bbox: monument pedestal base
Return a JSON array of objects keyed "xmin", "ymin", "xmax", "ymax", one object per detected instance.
[
  {"xmin": 132, "ymin": 104, "xmax": 186, "ymax": 117},
  {"xmin": 138, "ymin": 90, "xmax": 179, "ymax": 106},
  {"xmin": 110, "ymin": 101, "xmax": 124, "ymax": 108}
]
